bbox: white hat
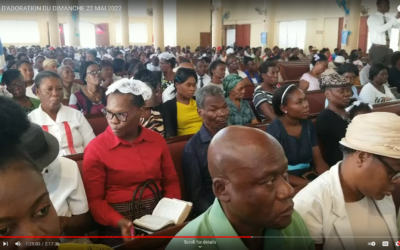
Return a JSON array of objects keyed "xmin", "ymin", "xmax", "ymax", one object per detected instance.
[
  {"xmin": 226, "ymin": 48, "xmax": 234, "ymax": 54},
  {"xmin": 340, "ymin": 112, "xmax": 400, "ymax": 159},
  {"xmin": 106, "ymin": 78, "xmax": 153, "ymax": 101},
  {"xmin": 158, "ymin": 52, "xmax": 175, "ymax": 60},
  {"xmin": 334, "ymin": 55, "xmax": 345, "ymax": 64}
]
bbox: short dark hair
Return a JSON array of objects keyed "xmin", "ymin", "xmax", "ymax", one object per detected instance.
[
  {"xmin": 340, "ymin": 144, "xmax": 356, "ymax": 156},
  {"xmin": 34, "ymin": 71, "xmax": 62, "ymax": 88},
  {"xmin": 202, "ymin": 57, "xmax": 211, "ymax": 64},
  {"xmin": 128, "ymin": 62, "xmax": 144, "ymax": 78},
  {"xmin": 308, "ymin": 45, "xmax": 313, "ymax": 49},
  {"xmin": 244, "ymin": 56, "xmax": 254, "ymax": 65},
  {"xmin": 99, "ymin": 60, "xmax": 113, "ymax": 69},
  {"xmin": 259, "ymin": 61, "xmax": 277, "ymax": 75},
  {"xmin": 369, "ymin": 63, "xmax": 389, "ymax": 81},
  {"xmin": 87, "ymin": 49, "xmax": 97, "ymax": 57},
  {"xmin": 80, "ymin": 61, "xmax": 99, "ymax": 85},
  {"xmin": 1, "ymin": 69, "xmax": 22, "ymax": 86},
  {"xmin": 112, "ymin": 58, "xmax": 125, "ymax": 74},
  {"xmin": 337, "ymin": 63, "xmax": 359, "ymax": 77},
  {"xmin": 391, "ymin": 51, "xmax": 400, "ymax": 67},
  {"xmin": 377, "ymin": 0, "xmax": 389, "ymax": 5},
  {"xmin": 17, "ymin": 53, "xmax": 27, "ymax": 60},
  {"xmin": 272, "ymin": 84, "xmax": 300, "ymax": 116},
  {"xmin": 35, "ymin": 55, "xmax": 45, "ymax": 62},
  {"xmin": 208, "ymin": 60, "xmax": 225, "ymax": 77},
  {"xmin": 16, "ymin": 60, "xmax": 32, "ymax": 70},
  {"xmin": 134, "ymin": 69, "xmax": 159, "ymax": 90},
  {"xmin": 175, "ymin": 68, "xmax": 198, "ymax": 85}
]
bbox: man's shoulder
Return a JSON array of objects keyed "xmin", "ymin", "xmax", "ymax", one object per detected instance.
[
  {"xmin": 166, "ymin": 212, "xmax": 215, "ymax": 250},
  {"xmin": 283, "ymin": 210, "xmax": 311, "ymax": 236}
]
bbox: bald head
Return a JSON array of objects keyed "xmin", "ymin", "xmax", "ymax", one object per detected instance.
[
  {"xmin": 179, "ymin": 62, "xmax": 194, "ymax": 70},
  {"xmin": 208, "ymin": 126, "xmax": 294, "ymax": 230},
  {"xmin": 208, "ymin": 126, "xmax": 285, "ymax": 179}
]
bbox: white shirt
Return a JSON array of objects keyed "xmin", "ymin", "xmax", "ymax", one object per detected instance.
[
  {"xmin": 0, "ymin": 85, "xmax": 12, "ymax": 97},
  {"xmin": 147, "ymin": 64, "xmax": 161, "ymax": 72},
  {"xmin": 42, "ymin": 156, "xmax": 88, "ymax": 217},
  {"xmin": 197, "ymin": 73, "xmax": 211, "ymax": 89},
  {"xmin": 162, "ymin": 84, "xmax": 176, "ymax": 103},
  {"xmin": 300, "ymin": 72, "xmax": 321, "ymax": 91},
  {"xmin": 359, "ymin": 82, "xmax": 395, "ymax": 104},
  {"xmin": 367, "ymin": 12, "xmax": 400, "ymax": 45},
  {"xmin": 225, "ymin": 69, "xmax": 248, "ymax": 79},
  {"xmin": 28, "ymin": 104, "xmax": 95, "ymax": 156},
  {"xmin": 294, "ymin": 162, "xmax": 398, "ymax": 250},
  {"xmin": 360, "ymin": 64, "xmax": 371, "ymax": 85}
]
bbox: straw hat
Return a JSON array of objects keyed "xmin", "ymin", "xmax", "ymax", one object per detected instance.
[{"xmin": 340, "ymin": 112, "xmax": 400, "ymax": 159}]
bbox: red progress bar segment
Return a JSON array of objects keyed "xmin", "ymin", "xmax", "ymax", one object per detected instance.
[{"xmin": 0, "ymin": 236, "xmax": 252, "ymax": 239}]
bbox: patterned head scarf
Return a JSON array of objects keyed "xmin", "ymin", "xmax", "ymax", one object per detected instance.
[
  {"xmin": 320, "ymin": 72, "xmax": 352, "ymax": 90},
  {"xmin": 222, "ymin": 74, "xmax": 244, "ymax": 98}
]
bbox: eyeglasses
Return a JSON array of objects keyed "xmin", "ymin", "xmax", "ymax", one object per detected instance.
[
  {"xmin": 87, "ymin": 70, "xmax": 102, "ymax": 76},
  {"xmin": 9, "ymin": 80, "xmax": 25, "ymax": 89},
  {"xmin": 102, "ymin": 107, "xmax": 140, "ymax": 122},
  {"xmin": 228, "ymin": 60, "xmax": 239, "ymax": 65},
  {"xmin": 375, "ymin": 155, "xmax": 400, "ymax": 180}
]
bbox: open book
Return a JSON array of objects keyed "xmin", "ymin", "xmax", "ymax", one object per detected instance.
[{"xmin": 133, "ymin": 198, "xmax": 192, "ymax": 231}]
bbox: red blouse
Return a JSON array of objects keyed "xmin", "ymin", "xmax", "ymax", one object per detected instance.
[{"xmin": 83, "ymin": 126, "xmax": 181, "ymax": 228}]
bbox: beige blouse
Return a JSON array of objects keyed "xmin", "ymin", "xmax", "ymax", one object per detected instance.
[{"xmin": 63, "ymin": 83, "xmax": 82, "ymax": 99}]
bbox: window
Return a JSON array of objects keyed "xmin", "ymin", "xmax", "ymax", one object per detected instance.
[
  {"xmin": 64, "ymin": 22, "xmax": 96, "ymax": 48},
  {"xmin": 278, "ymin": 20, "xmax": 306, "ymax": 49},
  {"xmin": 116, "ymin": 23, "xmax": 148, "ymax": 44},
  {"xmin": 0, "ymin": 20, "xmax": 40, "ymax": 43}
]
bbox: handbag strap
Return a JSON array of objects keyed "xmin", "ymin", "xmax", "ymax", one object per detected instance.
[{"xmin": 131, "ymin": 180, "xmax": 163, "ymax": 220}]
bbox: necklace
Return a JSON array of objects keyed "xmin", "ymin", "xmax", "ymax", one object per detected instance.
[{"xmin": 87, "ymin": 88, "xmax": 101, "ymax": 102}]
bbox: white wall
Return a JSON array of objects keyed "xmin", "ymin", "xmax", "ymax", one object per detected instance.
[
  {"xmin": 163, "ymin": 0, "xmax": 177, "ymax": 47},
  {"xmin": 250, "ymin": 22, "xmax": 264, "ymax": 48},
  {"xmin": 323, "ymin": 18, "xmax": 340, "ymax": 50}
]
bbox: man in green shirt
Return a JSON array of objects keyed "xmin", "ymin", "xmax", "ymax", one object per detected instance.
[{"xmin": 166, "ymin": 126, "xmax": 314, "ymax": 250}]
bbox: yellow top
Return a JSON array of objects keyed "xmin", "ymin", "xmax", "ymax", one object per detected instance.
[
  {"xmin": 58, "ymin": 243, "xmax": 113, "ymax": 250},
  {"xmin": 177, "ymin": 99, "xmax": 202, "ymax": 136}
]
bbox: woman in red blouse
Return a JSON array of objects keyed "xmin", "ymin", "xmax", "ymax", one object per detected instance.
[{"xmin": 83, "ymin": 79, "xmax": 181, "ymax": 247}]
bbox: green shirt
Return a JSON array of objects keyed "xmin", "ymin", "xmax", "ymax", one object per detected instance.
[
  {"xmin": 166, "ymin": 199, "xmax": 314, "ymax": 250},
  {"xmin": 226, "ymin": 97, "xmax": 256, "ymax": 126}
]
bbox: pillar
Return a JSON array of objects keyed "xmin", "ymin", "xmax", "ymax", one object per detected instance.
[
  {"xmin": 67, "ymin": 0, "xmax": 80, "ymax": 47},
  {"xmin": 265, "ymin": 0, "xmax": 276, "ymax": 48},
  {"xmin": 211, "ymin": 0, "xmax": 222, "ymax": 47},
  {"xmin": 342, "ymin": 0, "xmax": 361, "ymax": 51},
  {"xmin": 153, "ymin": 0, "xmax": 164, "ymax": 49},
  {"xmin": 48, "ymin": 0, "xmax": 60, "ymax": 46},
  {"xmin": 121, "ymin": 0, "xmax": 130, "ymax": 47}
]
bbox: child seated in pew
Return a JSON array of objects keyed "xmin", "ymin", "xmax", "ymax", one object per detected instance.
[
  {"xmin": 267, "ymin": 84, "xmax": 329, "ymax": 188},
  {"xmin": 346, "ymin": 100, "xmax": 373, "ymax": 120},
  {"xmin": 0, "ymin": 96, "xmax": 112, "ymax": 250}
]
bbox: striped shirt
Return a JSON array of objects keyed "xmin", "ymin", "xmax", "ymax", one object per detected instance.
[
  {"xmin": 140, "ymin": 110, "xmax": 164, "ymax": 137},
  {"xmin": 253, "ymin": 85, "xmax": 274, "ymax": 121}
]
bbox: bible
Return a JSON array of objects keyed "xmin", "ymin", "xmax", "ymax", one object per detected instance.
[{"xmin": 133, "ymin": 198, "xmax": 192, "ymax": 231}]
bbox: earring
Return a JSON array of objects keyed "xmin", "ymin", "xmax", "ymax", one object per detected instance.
[{"xmin": 285, "ymin": 111, "xmax": 288, "ymax": 113}]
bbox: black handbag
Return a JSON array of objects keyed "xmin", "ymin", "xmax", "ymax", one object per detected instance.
[{"xmin": 131, "ymin": 180, "xmax": 163, "ymax": 220}]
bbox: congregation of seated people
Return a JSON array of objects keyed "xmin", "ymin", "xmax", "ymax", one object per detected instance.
[{"xmin": 2, "ymin": 34, "xmax": 400, "ymax": 250}]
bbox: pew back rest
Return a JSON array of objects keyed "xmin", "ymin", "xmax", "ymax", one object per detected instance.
[
  {"xmin": 85, "ymin": 114, "xmax": 108, "ymax": 136},
  {"xmin": 372, "ymin": 100, "xmax": 400, "ymax": 115},
  {"xmin": 306, "ymin": 90, "xmax": 325, "ymax": 115},
  {"xmin": 279, "ymin": 63, "xmax": 310, "ymax": 81},
  {"xmin": 167, "ymin": 141, "xmax": 189, "ymax": 200}
]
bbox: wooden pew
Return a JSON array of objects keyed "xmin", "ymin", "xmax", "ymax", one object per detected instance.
[
  {"xmin": 279, "ymin": 62, "xmax": 310, "ymax": 81},
  {"xmin": 114, "ymin": 222, "xmax": 188, "ymax": 250},
  {"xmin": 372, "ymin": 100, "xmax": 400, "ymax": 115},
  {"xmin": 85, "ymin": 114, "xmax": 108, "ymax": 136}
]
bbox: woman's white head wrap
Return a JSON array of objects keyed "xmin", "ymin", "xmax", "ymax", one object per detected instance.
[{"xmin": 105, "ymin": 78, "xmax": 152, "ymax": 101}]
